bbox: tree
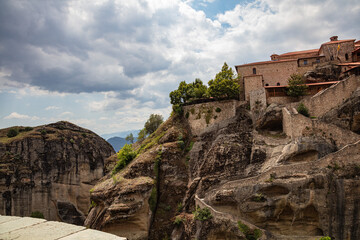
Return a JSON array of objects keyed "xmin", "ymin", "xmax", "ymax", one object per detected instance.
[
  {"xmin": 137, "ymin": 128, "xmax": 147, "ymax": 142},
  {"xmin": 125, "ymin": 133, "xmax": 134, "ymax": 144},
  {"xmin": 207, "ymin": 62, "xmax": 240, "ymax": 99},
  {"xmin": 286, "ymin": 73, "xmax": 308, "ymax": 97},
  {"xmin": 144, "ymin": 114, "xmax": 163, "ymax": 135}
]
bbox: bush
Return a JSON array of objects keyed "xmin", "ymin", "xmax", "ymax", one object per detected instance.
[
  {"xmin": 112, "ymin": 144, "xmax": 137, "ymax": 175},
  {"xmin": 297, "ymin": 103, "xmax": 310, "ymax": 117},
  {"xmin": 318, "ymin": 237, "xmax": 331, "ymax": 240},
  {"xmin": 215, "ymin": 107, "xmax": 221, "ymax": 113},
  {"xmin": 30, "ymin": 211, "xmax": 44, "ymax": 219},
  {"xmin": 7, "ymin": 128, "xmax": 18, "ymax": 138},
  {"xmin": 40, "ymin": 129, "xmax": 47, "ymax": 135},
  {"xmin": 193, "ymin": 206, "xmax": 212, "ymax": 221},
  {"xmin": 238, "ymin": 221, "xmax": 262, "ymax": 240},
  {"xmin": 286, "ymin": 73, "xmax": 308, "ymax": 97},
  {"xmin": 173, "ymin": 216, "xmax": 184, "ymax": 225}
]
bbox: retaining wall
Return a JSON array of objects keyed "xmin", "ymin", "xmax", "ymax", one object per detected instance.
[
  {"xmin": 282, "ymin": 107, "xmax": 360, "ymax": 148},
  {"xmin": 183, "ymin": 100, "xmax": 243, "ymax": 136}
]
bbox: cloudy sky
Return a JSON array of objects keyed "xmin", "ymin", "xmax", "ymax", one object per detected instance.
[{"xmin": 0, "ymin": 0, "xmax": 359, "ymax": 136}]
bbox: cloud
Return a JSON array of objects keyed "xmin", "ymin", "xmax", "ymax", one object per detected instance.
[
  {"xmin": 60, "ymin": 111, "xmax": 73, "ymax": 116},
  {"xmin": 45, "ymin": 106, "xmax": 61, "ymax": 111},
  {"xmin": 4, "ymin": 112, "xmax": 39, "ymax": 120},
  {"xmin": 1, "ymin": 0, "xmax": 359, "ymax": 133}
]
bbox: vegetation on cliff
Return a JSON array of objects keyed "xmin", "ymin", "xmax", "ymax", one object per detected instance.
[{"xmin": 170, "ymin": 62, "xmax": 240, "ymax": 114}]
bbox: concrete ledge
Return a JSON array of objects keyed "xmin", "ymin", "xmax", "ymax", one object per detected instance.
[{"xmin": 0, "ymin": 215, "xmax": 127, "ymax": 240}]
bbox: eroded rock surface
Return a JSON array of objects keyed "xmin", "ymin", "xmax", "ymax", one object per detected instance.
[
  {"xmin": 86, "ymin": 100, "xmax": 360, "ymax": 240},
  {"xmin": 85, "ymin": 116, "xmax": 190, "ymax": 240},
  {"xmin": 0, "ymin": 121, "xmax": 114, "ymax": 225}
]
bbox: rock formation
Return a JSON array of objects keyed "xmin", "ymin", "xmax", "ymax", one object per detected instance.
[
  {"xmin": 85, "ymin": 79, "xmax": 360, "ymax": 239},
  {"xmin": 0, "ymin": 121, "xmax": 114, "ymax": 225}
]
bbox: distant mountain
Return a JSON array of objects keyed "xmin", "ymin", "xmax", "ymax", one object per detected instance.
[
  {"xmin": 101, "ymin": 130, "xmax": 140, "ymax": 140},
  {"xmin": 107, "ymin": 137, "xmax": 130, "ymax": 152}
]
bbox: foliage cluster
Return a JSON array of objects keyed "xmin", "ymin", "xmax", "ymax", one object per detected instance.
[
  {"xmin": 238, "ymin": 221, "xmax": 262, "ymax": 240},
  {"xmin": 173, "ymin": 216, "xmax": 184, "ymax": 225},
  {"xmin": 125, "ymin": 133, "xmax": 134, "ymax": 143},
  {"xmin": 169, "ymin": 63, "xmax": 240, "ymax": 114},
  {"xmin": 7, "ymin": 128, "xmax": 18, "ymax": 138},
  {"xmin": 30, "ymin": 211, "xmax": 44, "ymax": 219},
  {"xmin": 286, "ymin": 73, "xmax": 308, "ymax": 97},
  {"xmin": 193, "ymin": 206, "xmax": 212, "ymax": 221},
  {"xmin": 318, "ymin": 237, "xmax": 331, "ymax": 240},
  {"xmin": 297, "ymin": 103, "xmax": 310, "ymax": 117},
  {"xmin": 112, "ymin": 144, "xmax": 137, "ymax": 176},
  {"xmin": 137, "ymin": 114, "xmax": 164, "ymax": 142}
]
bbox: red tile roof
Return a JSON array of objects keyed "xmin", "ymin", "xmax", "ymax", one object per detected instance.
[
  {"xmin": 321, "ymin": 39, "xmax": 355, "ymax": 46},
  {"xmin": 264, "ymin": 81, "xmax": 339, "ymax": 89},
  {"xmin": 337, "ymin": 62, "xmax": 360, "ymax": 66},
  {"xmin": 279, "ymin": 49, "xmax": 319, "ymax": 57},
  {"xmin": 236, "ymin": 59, "xmax": 296, "ymax": 67}
]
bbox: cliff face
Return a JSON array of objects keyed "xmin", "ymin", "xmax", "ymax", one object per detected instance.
[
  {"xmin": 85, "ymin": 97, "xmax": 360, "ymax": 239},
  {"xmin": 0, "ymin": 121, "xmax": 114, "ymax": 225}
]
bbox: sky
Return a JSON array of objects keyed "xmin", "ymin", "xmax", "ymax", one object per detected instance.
[{"xmin": 0, "ymin": 0, "xmax": 359, "ymax": 136}]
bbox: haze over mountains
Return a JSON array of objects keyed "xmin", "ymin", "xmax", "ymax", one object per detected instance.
[{"xmin": 102, "ymin": 130, "xmax": 140, "ymax": 152}]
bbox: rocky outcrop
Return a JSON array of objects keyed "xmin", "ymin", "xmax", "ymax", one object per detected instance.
[
  {"xmin": 85, "ymin": 116, "xmax": 190, "ymax": 240},
  {"xmin": 304, "ymin": 63, "xmax": 341, "ymax": 82},
  {"xmin": 85, "ymin": 99, "xmax": 360, "ymax": 240},
  {"xmin": 256, "ymin": 103, "xmax": 283, "ymax": 131},
  {"xmin": 0, "ymin": 121, "xmax": 114, "ymax": 225}
]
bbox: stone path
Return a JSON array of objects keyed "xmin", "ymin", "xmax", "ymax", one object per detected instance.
[{"xmin": 0, "ymin": 215, "xmax": 127, "ymax": 240}]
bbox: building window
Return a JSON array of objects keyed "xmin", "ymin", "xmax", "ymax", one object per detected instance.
[
  {"xmin": 345, "ymin": 53, "xmax": 349, "ymax": 60},
  {"xmin": 330, "ymin": 55, "xmax": 334, "ymax": 61},
  {"xmin": 277, "ymin": 82, "xmax": 280, "ymax": 86},
  {"xmin": 253, "ymin": 68, "xmax": 256, "ymax": 74},
  {"xmin": 304, "ymin": 60, "xmax": 308, "ymax": 65},
  {"xmin": 316, "ymin": 58, "xmax": 320, "ymax": 63},
  {"xmin": 265, "ymin": 83, "xmax": 269, "ymax": 86}
]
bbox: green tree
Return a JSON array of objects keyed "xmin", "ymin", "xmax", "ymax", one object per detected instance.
[
  {"xmin": 7, "ymin": 128, "xmax": 18, "ymax": 138},
  {"xmin": 144, "ymin": 114, "xmax": 163, "ymax": 135},
  {"xmin": 207, "ymin": 62, "xmax": 240, "ymax": 99},
  {"xmin": 137, "ymin": 128, "xmax": 147, "ymax": 142},
  {"xmin": 125, "ymin": 133, "xmax": 134, "ymax": 144},
  {"xmin": 189, "ymin": 78, "xmax": 207, "ymax": 99},
  {"xmin": 286, "ymin": 73, "xmax": 308, "ymax": 97}
]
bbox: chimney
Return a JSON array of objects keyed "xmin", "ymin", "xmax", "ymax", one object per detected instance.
[{"xmin": 330, "ymin": 36, "xmax": 338, "ymax": 41}]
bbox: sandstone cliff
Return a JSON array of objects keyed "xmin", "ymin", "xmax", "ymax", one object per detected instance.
[
  {"xmin": 85, "ymin": 91, "xmax": 360, "ymax": 239},
  {"xmin": 0, "ymin": 121, "xmax": 115, "ymax": 225}
]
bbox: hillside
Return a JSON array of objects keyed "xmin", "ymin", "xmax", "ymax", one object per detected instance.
[
  {"xmin": 85, "ymin": 76, "xmax": 360, "ymax": 239},
  {"xmin": 0, "ymin": 121, "xmax": 115, "ymax": 225}
]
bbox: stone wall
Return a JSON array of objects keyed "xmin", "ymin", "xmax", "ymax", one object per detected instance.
[
  {"xmin": 249, "ymin": 88, "xmax": 266, "ymax": 112},
  {"xmin": 302, "ymin": 75, "xmax": 360, "ymax": 117},
  {"xmin": 237, "ymin": 59, "xmax": 316, "ymax": 88},
  {"xmin": 282, "ymin": 107, "xmax": 360, "ymax": 148},
  {"xmin": 319, "ymin": 40, "xmax": 355, "ymax": 62},
  {"xmin": 183, "ymin": 100, "xmax": 242, "ymax": 136},
  {"xmin": 244, "ymin": 75, "xmax": 263, "ymax": 100}
]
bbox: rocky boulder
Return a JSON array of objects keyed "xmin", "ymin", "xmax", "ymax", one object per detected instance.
[{"xmin": 0, "ymin": 121, "xmax": 114, "ymax": 225}]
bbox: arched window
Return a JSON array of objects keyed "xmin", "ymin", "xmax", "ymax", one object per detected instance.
[
  {"xmin": 277, "ymin": 82, "xmax": 280, "ymax": 86},
  {"xmin": 345, "ymin": 53, "xmax": 349, "ymax": 60},
  {"xmin": 265, "ymin": 83, "xmax": 269, "ymax": 86},
  {"xmin": 253, "ymin": 68, "xmax": 256, "ymax": 74}
]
